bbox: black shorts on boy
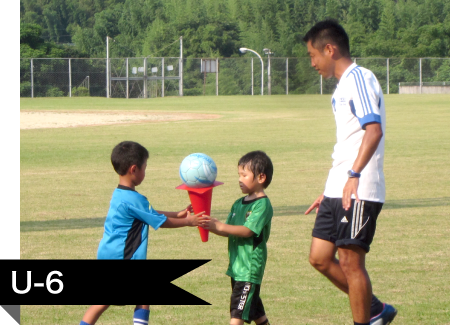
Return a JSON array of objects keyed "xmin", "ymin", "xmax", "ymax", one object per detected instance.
[
  {"xmin": 230, "ymin": 279, "xmax": 266, "ymax": 324},
  {"xmin": 312, "ymin": 197, "xmax": 383, "ymax": 252}
]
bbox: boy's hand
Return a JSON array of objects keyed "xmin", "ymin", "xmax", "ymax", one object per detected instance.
[
  {"xmin": 203, "ymin": 217, "xmax": 222, "ymax": 232},
  {"xmin": 186, "ymin": 210, "xmax": 208, "ymax": 227},
  {"xmin": 177, "ymin": 204, "xmax": 194, "ymax": 218}
]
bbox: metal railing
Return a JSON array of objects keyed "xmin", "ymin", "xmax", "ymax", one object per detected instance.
[{"xmin": 20, "ymin": 57, "xmax": 450, "ymax": 98}]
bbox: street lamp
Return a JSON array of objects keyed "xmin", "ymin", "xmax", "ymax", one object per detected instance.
[
  {"xmin": 263, "ymin": 48, "xmax": 273, "ymax": 95},
  {"xmin": 240, "ymin": 47, "xmax": 264, "ymax": 95}
]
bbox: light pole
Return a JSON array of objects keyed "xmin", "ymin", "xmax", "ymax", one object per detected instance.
[
  {"xmin": 240, "ymin": 47, "xmax": 264, "ymax": 95},
  {"xmin": 263, "ymin": 48, "xmax": 273, "ymax": 95}
]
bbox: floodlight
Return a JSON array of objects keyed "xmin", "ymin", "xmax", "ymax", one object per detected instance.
[{"xmin": 238, "ymin": 47, "xmax": 264, "ymax": 95}]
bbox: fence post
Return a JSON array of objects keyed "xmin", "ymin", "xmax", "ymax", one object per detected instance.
[
  {"xmin": 126, "ymin": 58, "xmax": 129, "ymax": 99},
  {"xmin": 251, "ymin": 58, "xmax": 254, "ymax": 96},
  {"xmin": 387, "ymin": 58, "xmax": 389, "ymax": 95},
  {"xmin": 162, "ymin": 57, "xmax": 165, "ymax": 98},
  {"xmin": 216, "ymin": 58, "xmax": 219, "ymax": 96},
  {"xmin": 286, "ymin": 58, "xmax": 288, "ymax": 95},
  {"xmin": 179, "ymin": 36, "xmax": 183, "ymax": 96},
  {"xmin": 69, "ymin": 58, "xmax": 72, "ymax": 97},
  {"xmin": 320, "ymin": 75, "xmax": 323, "ymax": 95},
  {"xmin": 419, "ymin": 58, "xmax": 422, "ymax": 94},
  {"xmin": 268, "ymin": 55, "xmax": 271, "ymax": 95},
  {"xmin": 144, "ymin": 57, "xmax": 148, "ymax": 98},
  {"xmin": 106, "ymin": 37, "xmax": 109, "ymax": 98},
  {"xmin": 31, "ymin": 59, "xmax": 34, "ymax": 98}
]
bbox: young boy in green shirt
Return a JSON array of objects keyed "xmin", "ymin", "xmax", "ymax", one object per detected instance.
[{"xmin": 205, "ymin": 150, "xmax": 274, "ymax": 325}]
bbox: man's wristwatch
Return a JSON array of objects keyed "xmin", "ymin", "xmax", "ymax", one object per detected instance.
[{"xmin": 347, "ymin": 169, "xmax": 361, "ymax": 178}]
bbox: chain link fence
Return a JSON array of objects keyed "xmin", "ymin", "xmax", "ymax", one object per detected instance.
[{"xmin": 20, "ymin": 57, "xmax": 450, "ymax": 98}]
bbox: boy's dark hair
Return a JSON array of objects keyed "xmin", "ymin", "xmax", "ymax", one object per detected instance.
[
  {"xmin": 303, "ymin": 19, "xmax": 350, "ymax": 57},
  {"xmin": 238, "ymin": 150, "xmax": 273, "ymax": 188},
  {"xmin": 111, "ymin": 141, "xmax": 149, "ymax": 176}
]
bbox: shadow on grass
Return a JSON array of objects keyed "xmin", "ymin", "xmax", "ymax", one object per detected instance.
[
  {"xmin": 20, "ymin": 197, "xmax": 449, "ymax": 232},
  {"xmin": 21, "ymin": 217, "xmax": 106, "ymax": 233},
  {"xmin": 383, "ymin": 197, "xmax": 450, "ymax": 209}
]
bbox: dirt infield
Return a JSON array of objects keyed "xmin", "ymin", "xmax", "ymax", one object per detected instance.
[{"xmin": 20, "ymin": 110, "xmax": 221, "ymax": 129}]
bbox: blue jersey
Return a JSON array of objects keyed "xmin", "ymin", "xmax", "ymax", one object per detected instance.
[{"xmin": 97, "ymin": 186, "xmax": 167, "ymax": 259}]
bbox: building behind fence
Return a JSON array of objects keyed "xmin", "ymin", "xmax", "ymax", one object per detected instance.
[{"xmin": 20, "ymin": 57, "xmax": 450, "ymax": 98}]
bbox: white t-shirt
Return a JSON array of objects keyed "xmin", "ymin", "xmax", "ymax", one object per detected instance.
[{"xmin": 323, "ymin": 63, "xmax": 386, "ymax": 202}]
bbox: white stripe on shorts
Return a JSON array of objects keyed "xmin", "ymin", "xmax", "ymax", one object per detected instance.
[{"xmin": 351, "ymin": 201, "xmax": 369, "ymax": 239}]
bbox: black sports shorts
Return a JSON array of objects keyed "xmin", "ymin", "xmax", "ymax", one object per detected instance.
[
  {"xmin": 312, "ymin": 196, "xmax": 383, "ymax": 252},
  {"xmin": 230, "ymin": 279, "xmax": 265, "ymax": 323}
]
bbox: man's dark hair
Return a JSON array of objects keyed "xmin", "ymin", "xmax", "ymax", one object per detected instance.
[
  {"xmin": 238, "ymin": 150, "xmax": 273, "ymax": 188},
  {"xmin": 111, "ymin": 141, "xmax": 149, "ymax": 176},
  {"xmin": 303, "ymin": 19, "xmax": 350, "ymax": 57}
]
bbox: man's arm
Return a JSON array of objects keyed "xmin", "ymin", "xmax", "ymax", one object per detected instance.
[{"xmin": 342, "ymin": 122, "xmax": 383, "ymax": 210}]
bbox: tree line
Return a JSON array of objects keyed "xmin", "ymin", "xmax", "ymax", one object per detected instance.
[{"xmin": 20, "ymin": 0, "xmax": 450, "ymax": 59}]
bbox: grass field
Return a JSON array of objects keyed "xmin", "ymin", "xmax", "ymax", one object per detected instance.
[{"xmin": 20, "ymin": 95, "xmax": 450, "ymax": 324}]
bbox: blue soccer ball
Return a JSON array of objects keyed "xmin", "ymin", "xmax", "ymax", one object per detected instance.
[{"xmin": 179, "ymin": 153, "xmax": 217, "ymax": 188}]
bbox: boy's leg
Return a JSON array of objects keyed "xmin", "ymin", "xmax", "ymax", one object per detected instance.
[
  {"xmin": 230, "ymin": 316, "xmax": 269, "ymax": 325},
  {"xmin": 133, "ymin": 305, "xmax": 150, "ymax": 325},
  {"xmin": 338, "ymin": 245, "xmax": 371, "ymax": 324},
  {"xmin": 230, "ymin": 280, "xmax": 266, "ymax": 325},
  {"xmin": 80, "ymin": 305, "xmax": 110, "ymax": 325}
]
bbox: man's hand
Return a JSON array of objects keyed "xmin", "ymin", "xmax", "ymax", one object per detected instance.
[
  {"xmin": 342, "ymin": 177, "xmax": 359, "ymax": 210},
  {"xmin": 305, "ymin": 193, "xmax": 324, "ymax": 215}
]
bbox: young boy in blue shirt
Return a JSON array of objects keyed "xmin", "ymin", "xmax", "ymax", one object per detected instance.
[
  {"xmin": 80, "ymin": 141, "xmax": 208, "ymax": 325},
  {"xmin": 204, "ymin": 151, "xmax": 274, "ymax": 325}
]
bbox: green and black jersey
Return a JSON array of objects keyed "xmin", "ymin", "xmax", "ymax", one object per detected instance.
[{"xmin": 225, "ymin": 196, "xmax": 273, "ymax": 284}]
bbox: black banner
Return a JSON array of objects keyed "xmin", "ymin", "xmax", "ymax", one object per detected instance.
[{"xmin": 0, "ymin": 260, "xmax": 211, "ymax": 305}]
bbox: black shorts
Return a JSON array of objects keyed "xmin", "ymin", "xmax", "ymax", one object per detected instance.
[
  {"xmin": 230, "ymin": 279, "xmax": 265, "ymax": 323},
  {"xmin": 312, "ymin": 197, "xmax": 383, "ymax": 252}
]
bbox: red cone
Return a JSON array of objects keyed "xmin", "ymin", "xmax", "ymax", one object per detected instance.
[{"xmin": 176, "ymin": 181, "xmax": 224, "ymax": 242}]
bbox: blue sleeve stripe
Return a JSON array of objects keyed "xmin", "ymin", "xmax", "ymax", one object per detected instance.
[
  {"xmin": 350, "ymin": 70, "xmax": 369, "ymax": 116},
  {"xmin": 350, "ymin": 67, "xmax": 373, "ymax": 116},
  {"xmin": 356, "ymin": 67, "xmax": 375, "ymax": 115}
]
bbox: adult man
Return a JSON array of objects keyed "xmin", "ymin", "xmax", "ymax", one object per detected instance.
[{"xmin": 303, "ymin": 20, "xmax": 397, "ymax": 325}]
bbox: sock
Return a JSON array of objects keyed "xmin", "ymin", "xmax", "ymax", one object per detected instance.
[
  {"xmin": 80, "ymin": 322, "xmax": 91, "ymax": 325},
  {"xmin": 133, "ymin": 308, "xmax": 150, "ymax": 325},
  {"xmin": 370, "ymin": 295, "xmax": 384, "ymax": 318},
  {"xmin": 354, "ymin": 322, "xmax": 369, "ymax": 325}
]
